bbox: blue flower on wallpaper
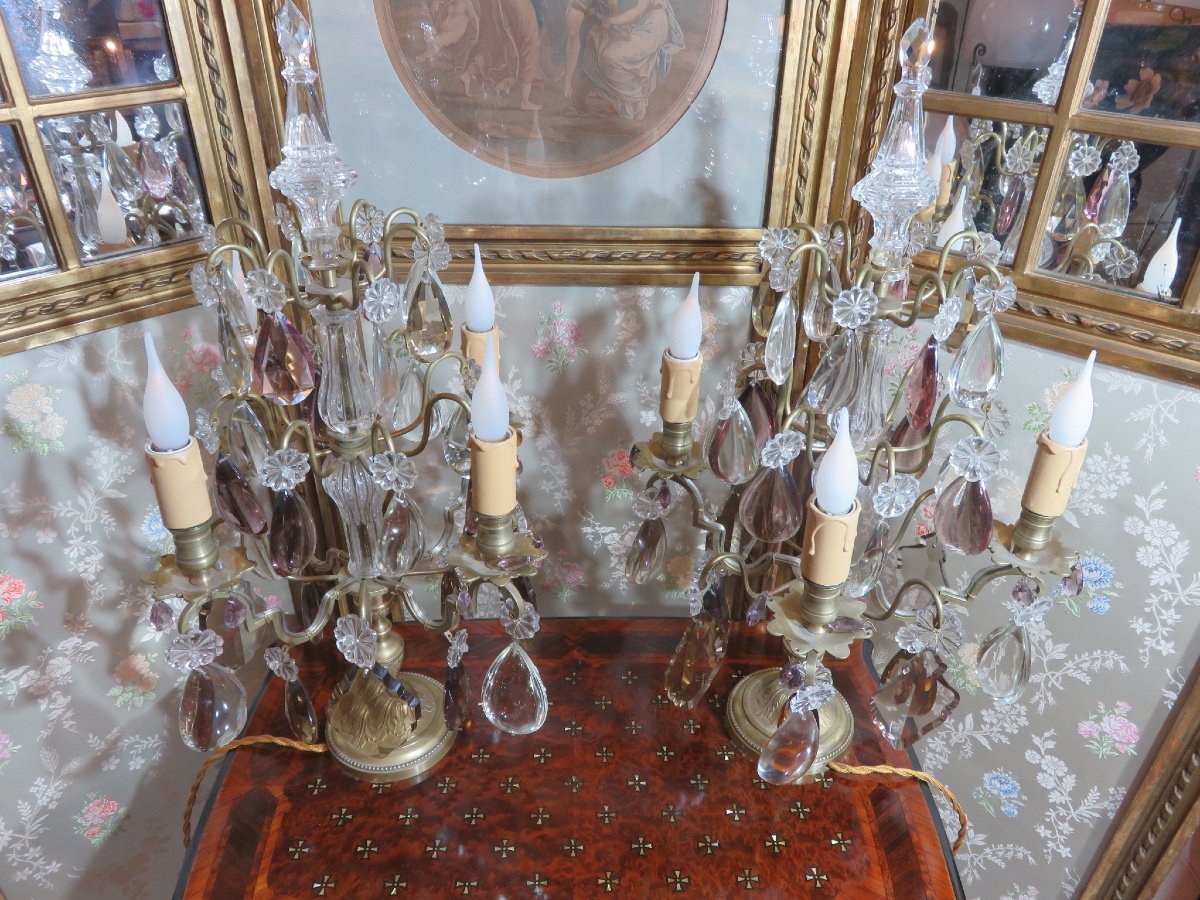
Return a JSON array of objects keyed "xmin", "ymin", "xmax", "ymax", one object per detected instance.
[
  {"xmin": 1080, "ymin": 556, "xmax": 1115, "ymax": 590},
  {"xmin": 973, "ymin": 769, "xmax": 1026, "ymax": 818},
  {"xmin": 141, "ymin": 505, "xmax": 174, "ymax": 560},
  {"xmin": 1054, "ymin": 553, "xmax": 1117, "ymax": 616}
]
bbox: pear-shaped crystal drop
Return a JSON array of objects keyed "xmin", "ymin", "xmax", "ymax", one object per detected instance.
[
  {"xmin": 948, "ymin": 314, "xmax": 1004, "ymax": 409},
  {"xmin": 764, "ymin": 294, "xmax": 798, "ymax": 385},
  {"xmin": 406, "ymin": 267, "xmax": 454, "ymax": 358},
  {"xmin": 393, "ymin": 362, "xmax": 425, "ymax": 431},
  {"xmin": 846, "ymin": 517, "xmax": 889, "ymax": 598},
  {"xmin": 706, "ymin": 405, "xmax": 757, "ymax": 486},
  {"xmin": 442, "ymin": 405, "xmax": 470, "ymax": 470},
  {"xmin": 625, "ymin": 518, "xmax": 666, "ymax": 584},
  {"xmin": 1084, "ymin": 165, "xmax": 1111, "ymax": 221},
  {"xmin": 283, "ymin": 676, "xmax": 319, "ymax": 742},
  {"xmin": 803, "ymin": 328, "xmax": 862, "ymax": 415},
  {"xmin": 1049, "ymin": 175, "xmax": 1087, "ymax": 243},
  {"xmin": 905, "ymin": 336, "xmax": 939, "ymax": 429},
  {"xmin": 757, "ymin": 708, "xmax": 819, "ymax": 785},
  {"xmin": 1096, "ymin": 170, "xmax": 1131, "ymax": 239},
  {"xmin": 738, "ymin": 382, "xmax": 776, "ymax": 453},
  {"xmin": 481, "ymin": 642, "xmax": 548, "ymax": 735},
  {"xmin": 373, "ymin": 324, "xmax": 402, "ymax": 426},
  {"xmin": 665, "ymin": 615, "xmax": 724, "ymax": 708},
  {"xmin": 214, "ymin": 452, "xmax": 268, "ymax": 535},
  {"xmin": 976, "ymin": 623, "xmax": 1030, "ymax": 704},
  {"xmin": 218, "ymin": 300, "xmax": 252, "ymax": 396},
  {"xmin": 179, "ymin": 663, "xmax": 248, "ymax": 752},
  {"xmin": 994, "ymin": 175, "xmax": 1027, "ymax": 238},
  {"xmin": 221, "ymin": 399, "xmax": 271, "ymax": 477},
  {"xmin": 934, "ymin": 475, "xmax": 993, "ymax": 555},
  {"xmin": 738, "ymin": 465, "xmax": 804, "ymax": 543},
  {"xmin": 104, "ymin": 143, "xmax": 143, "ymax": 205},
  {"xmin": 888, "ymin": 414, "xmax": 931, "ymax": 473},
  {"xmin": 443, "ymin": 663, "xmax": 468, "ymax": 731},
  {"xmin": 381, "ymin": 494, "xmax": 425, "ymax": 577},
  {"xmin": 137, "ymin": 140, "xmax": 172, "ymax": 200},
  {"xmin": 803, "ymin": 280, "xmax": 836, "ymax": 342},
  {"xmin": 253, "ymin": 311, "xmax": 317, "ymax": 405},
  {"xmin": 268, "ymin": 488, "xmax": 317, "ymax": 576}
]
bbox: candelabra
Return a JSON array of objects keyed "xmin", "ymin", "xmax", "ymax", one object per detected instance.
[
  {"xmin": 140, "ymin": 1, "xmax": 546, "ymax": 785},
  {"xmin": 626, "ymin": 19, "xmax": 1095, "ymax": 786}
]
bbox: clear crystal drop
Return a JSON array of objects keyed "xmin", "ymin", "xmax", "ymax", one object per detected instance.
[
  {"xmin": 1049, "ymin": 175, "xmax": 1087, "ymax": 243},
  {"xmin": 373, "ymin": 324, "xmax": 402, "ymax": 428},
  {"xmin": 221, "ymin": 399, "xmax": 271, "ymax": 477},
  {"xmin": 393, "ymin": 362, "xmax": 425, "ymax": 432},
  {"xmin": 442, "ymin": 405, "xmax": 470, "ymax": 470},
  {"xmin": 283, "ymin": 676, "xmax": 319, "ymax": 742},
  {"xmin": 738, "ymin": 465, "xmax": 804, "ymax": 543},
  {"xmin": 845, "ymin": 517, "xmax": 889, "ymax": 598},
  {"xmin": 137, "ymin": 140, "xmax": 172, "ymax": 200},
  {"xmin": 443, "ymin": 663, "xmax": 468, "ymax": 731},
  {"xmin": 870, "ymin": 649, "xmax": 960, "ymax": 748},
  {"xmin": 757, "ymin": 708, "xmax": 819, "ymax": 786},
  {"xmin": 664, "ymin": 614, "xmax": 724, "ymax": 709},
  {"xmin": 268, "ymin": 488, "xmax": 317, "ymax": 576},
  {"xmin": 905, "ymin": 336, "xmax": 938, "ymax": 429},
  {"xmin": 1096, "ymin": 170, "xmax": 1131, "ymax": 239},
  {"xmin": 948, "ymin": 315, "xmax": 1004, "ymax": 409},
  {"xmin": 849, "ymin": 322, "xmax": 892, "ymax": 447},
  {"xmin": 738, "ymin": 382, "xmax": 776, "ymax": 453},
  {"xmin": 214, "ymin": 452, "xmax": 268, "ymax": 535},
  {"xmin": 764, "ymin": 294, "xmax": 798, "ymax": 385},
  {"xmin": 253, "ymin": 311, "xmax": 317, "ymax": 405},
  {"xmin": 625, "ymin": 518, "xmax": 667, "ymax": 585},
  {"xmin": 976, "ymin": 623, "xmax": 1030, "ymax": 704},
  {"xmin": 706, "ymin": 404, "xmax": 757, "ymax": 486},
  {"xmin": 406, "ymin": 267, "xmax": 453, "ymax": 358},
  {"xmin": 217, "ymin": 299, "xmax": 252, "ymax": 396},
  {"xmin": 380, "ymin": 494, "xmax": 425, "ymax": 577},
  {"xmin": 310, "ymin": 305, "xmax": 376, "ymax": 435},
  {"xmin": 803, "ymin": 328, "xmax": 862, "ymax": 415},
  {"xmin": 481, "ymin": 642, "xmax": 548, "ymax": 735},
  {"xmin": 934, "ymin": 475, "xmax": 993, "ymax": 555},
  {"xmin": 803, "ymin": 280, "xmax": 836, "ymax": 342},
  {"xmin": 179, "ymin": 663, "xmax": 247, "ymax": 752},
  {"xmin": 104, "ymin": 143, "xmax": 143, "ymax": 206}
]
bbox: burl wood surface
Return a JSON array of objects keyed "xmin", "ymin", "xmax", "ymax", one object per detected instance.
[{"xmin": 178, "ymin": 619, "xmax": 962, "ymax": 899}]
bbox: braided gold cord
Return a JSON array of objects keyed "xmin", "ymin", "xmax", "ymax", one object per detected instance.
[
  {"xmin": 183, "ymin": 735, "xmax": 328, "ymax": 848},
  {"xmin": 829, "ymin": 761, "xmax": 968, "ymax": 852}
]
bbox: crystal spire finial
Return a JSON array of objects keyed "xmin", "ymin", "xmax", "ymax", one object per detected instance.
[{"xmin": 276, "ymin": 0, "xmax": 314, "ymax": 75}]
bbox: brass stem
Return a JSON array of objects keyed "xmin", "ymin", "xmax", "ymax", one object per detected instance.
[
  {"xmin": 170, "ymin": 521, "xmax": 219, "ymax": 574},
  {"xmin": 475, "ymin": 511, "xmax": 517, "ymax": 560},
  {"xmin": 659, "ymin": 420, "xmax": 694, "ymax": 462}
]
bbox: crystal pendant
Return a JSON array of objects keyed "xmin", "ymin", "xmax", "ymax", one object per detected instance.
[
  {"xmin": 1084, "ymin": 165, "xmax": 1111, "ymax": 222},
  {"xmin": 934, "ymin": 475, "xmax": 993, "ymax": 555},
  {"xmin": 803, "ymin": 328, "xmax": 862, "ymax": 415},
  {"xmin": 1049, "ymin": 174, "xmax": 1087, "ymax": 243},
  {"xmin": 380, "ymin": 494, "xmax": 425, "ymax": 577},
  {"xmin": 803, "ymin": 280, "xmax": 836, "ymax": 342},
  {"xmin": 443, "ymin": 663, "xmax": 468, "ymax": 731},
  {"xmin": 268, "ymin": 488, "xmax": 317, "ymax": 576},
  {"xmin": 664, "ymin": 614, "xmax": 725, "ymax": 708},
  {"xmin": 706, "ymin": 404, "xmax": 758, "ymax": 486},
  {"xmin": 738, "ymin": 382, "xmax": 776, "ymax": 453},
  {"xmin": 975, "ymin": 623, "xmax": 1031, "ymax": 704},
  {"xmin": 1096, "ymin": 169, "xmax": 1131, "ymax": 239},
  {"xmin": 214, "ymin": 452, "xmax": 268, "ymax": 535},
  {"xmin": 948, "ymin": 314, "xmax": 1004, "ymax": 409},
  {"xmin": 137, "ymin": 140, "xmax": 172, "ymax": 200},
  {"xmin": 481, "ymin": 642, "xmax": 548, "ymax": 735},
  {"xmin": 406, "ymin": 266, "xmax": 453, "ymax": 358},
  {"xmin": 217, "ymin": 299, "xmax": 252, "ymax": 396},
  {"xmin": 994, "ymin": 175, "xmax": 1027, "ymax": 239},
  {"xmin": 310, "ymin": 305, "xmax": 376, "ymax": 435},
  {"xmin": 179, "ymin": 663, "xmax": 248, "ymax": 752},
  {"xmin": 625, "ymin": 518, "xmax": 666, "ymax": 584},
  {"xmin": 393, "ymin": 361, "xmax": 425, "ymax": 432},
  {"xmin": 757, "ymin": 708, "xmax": 819, "ymax": 786},
  {"xmin": 789, "ymin": 442, "xmax": 815, "ymax": 514},
  {"xmin": 221, "ymin": 399, "xmax": 271, "ymax": 477},
  {"xmin": 869, "ymin": 649, "xmax": 959, "ymax": 749},
  {"xmin": 849, "ymin": 321, "xmax": 892, "ymax": 447},
  {"xmin": 150, "ymin": 599, "xmax": 175, "ymax": 631},
  {"xmin": 322, "ymin": 455, "xmax": 386, "ymax": 578},
  {"xmin": 373, "ymin": 324, "xmax": 402, "ymax": 428},
  {"xmin": 104, "ymin": 143, "xmax": 143, "ymax": 206},
  {"xmin": 905, "ymin": 336, "xmax": 938, "ymax": 429},
  {"xmin": 284, "ymin": 677, "xmax": 319, "ymax": 742},
  {"xmin": 845, "ymin": 516, "xmax": 889, "ymax": 598},
  {"xmin": 442, "ymin": 405, "xmax": 470, "ymax": 470},
  {"xmin": 888, "ymin": 414, "xmax": 931, "ymax": 474},
  {"xmin": 738, "ymin": 465, "xmax": 803, "ymax": 543},
  {"xmin": 764, "ymin": 293, "xmax": 798, "ymax": 385},
  {"xmin": 253, "ymin": 311, "xmax": 317, "ymax": 405}
]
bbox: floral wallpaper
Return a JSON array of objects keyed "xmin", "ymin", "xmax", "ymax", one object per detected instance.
[{"xmin": 0, "ymin": 283, "xmax": 1197, "ymax": 899}]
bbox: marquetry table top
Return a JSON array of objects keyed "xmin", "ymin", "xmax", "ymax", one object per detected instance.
[{"xmin": 177, "ymin": 618, "xmax": 962, "ymax": 899}]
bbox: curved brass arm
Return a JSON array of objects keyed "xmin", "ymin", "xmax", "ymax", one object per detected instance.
[
  {"xmin": 215, "ymin": 217, "xmax": 269, "ymax": 262},
  {"xmin": 866, "ymin": 577, "xmax": 945, "ymax": 628}
]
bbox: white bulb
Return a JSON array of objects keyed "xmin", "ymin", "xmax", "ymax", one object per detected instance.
[
  {"xmin": 1047, "ymin": 350, "xmax": 1096, "ymax": 447},
  {"xmin": 936, "ymin": 187, "xmax": 967, "ymax": 248},
  {"xmin": 465, "ymin": 243, "xmax": 496, "ymax": 332},
  {"xmin": 1137, "ymin": 218, "xmax": 1180, "ymax": 297},
  {"xmin": 815, "ymin": 409, "xmax": 858, "ymax": 516},
  {"xmin": 97, "ymin": 171, "xmax": 126, "ymax": 245},
  {"xmin": 939, "ymin": 116, "xmax": 957, "ymax": 165},
  {"xmin": 143, "ymin": 332, "xmax": 192, "ymax": 452},
  {"xmin": 668, "ymin": 272, "xmax": 702, "ymax": 360},
  {"xmin": 115, "ymin": 112, "xmax": 134, "ymax": 147},
  {"xmin": 471, "ymin": 339, "xmax": 509, "ymax": 442}
]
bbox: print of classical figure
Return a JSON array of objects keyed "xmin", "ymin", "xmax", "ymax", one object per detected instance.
[
  {"xmin": 460, "ymin": 0, "xmax": 546, "ymax": 110},
  {"xmin": 563, "ymin": 0, "xmax": 684, "ymax": 120},
  {"xmin": 417, "ymin": 0, "xmax": 479, "ymax": 67}
]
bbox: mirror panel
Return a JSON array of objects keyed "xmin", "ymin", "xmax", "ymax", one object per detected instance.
[{"xmin": 0, "ymin": 123, "xmax": 57, "ymax": 282}]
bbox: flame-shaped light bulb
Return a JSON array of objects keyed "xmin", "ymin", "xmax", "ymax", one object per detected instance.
[
  {"xmin": 143, "ymin": 332, "xmax": 191, "ymax": 452},
  {"xmin": 1047, "ymin": 350, "xmax": 1096, "ymax": 447},
  {"xmin": 471, "ymin": 339, "xmax": 509, "ymax": 442},
  {"xmin": 465, "ymin": 243, "xmax": 496, "ymax": 332},
  {"xmin": 1137, "ymin": 219, "xmax": 1181, "ymax": 297},
  {"xmin": 668, "ymin": 272, "xmax": 702, "ymax": 360},
  {"xmin": 815, "ymin": 409, "xmax": 858, "ymax": 516}
]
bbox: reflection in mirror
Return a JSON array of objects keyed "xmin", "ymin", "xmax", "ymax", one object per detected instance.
[
  {"xmin": 1040, "ymin": 133, "xmax": 1199, "ymax": 304},
  {"xmin": 0, "ymin": 124, "xmax": 57, "ymax": 282},
  {"xmin": 928, "ymin": 0, "xmax": 1081, "ymax": 104},
  {"xmin": 0, "ymin": 0, "xmax": 176, "ymax": 98},
  {"xmin": 1085, "ymin": 0, "xmax": 1200, "ymax": 123},
  {"xmin": 36, "ymin": 102, "xmax": 207, "ymax": 262},
  {"xmin": 920, "ymin": 113, "xmax": 1049, "ymax": 265}
]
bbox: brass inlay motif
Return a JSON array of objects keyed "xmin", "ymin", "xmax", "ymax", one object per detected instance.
[
  {"xmin": 493, "ymin": 839, "xmax": 516, "ymax": 859},
  {"xmin": 530, "ymin": 808, "xmax": 550, "ymax": 826},
  {"xmin": 287, "ymin": 840, "xmax": 310, "ymax": 859},
  {"xmin": 736, "ymin": 868, "xmax": 760, "ymax": 889},
  {"xmin": 330, "ymin": 807, "xmax": 352, "ymax": 825},
  {"xmin": 562, "ymin": 838, "xmax": 585, "ymax": 858},
  {"xmin": 397, "ymin": 807, "xmax": 418, "ymax": 824},
  {"xmin": 631, "ymin": 836, "xmax": 652, "ymax": 856},
  {"xmin": 312, "ymin": 874, "xmax": 335, "ymax": 895},
  {"xmin": 764, "ymin": 834, "xmax": 786, "ymax": 854},
  {"xmin": 596, "ymin": 806, "xmax": 617, "ymax": 825},
  {"xmin": 698, "ymin": 835, "xmax": 720, "ymax": 855},
  {"xmin": 667, "ymin": 870, "xmax": 690, "ymax": 892},
  {"xmin": 725, "ymin": 803, "xmax": 747, "ymax": 822},
  {"xmin": 805, "ymin": 867, "xmax": 830, "ymax": 889},
  {"xmin": 662, "ymin": 804, "xmax": 682, "ymax": 824},
  {"xmin": 626, "ymin": 774, "xmax": 648, "ymax": 792},
  {"xmin": 597, "ymin": 872, "xmax": 621, "ymax": 893},
  {"xmin": 425, "ymin": 839, "xmax": 448, "ymax": 859},
  {"xmin": 830, "ymin": 832, "xmax": 851, "ymax": 852},
  {"xmin": 594, "ymin": 747, "xmax": 614, "ymax": 764}
]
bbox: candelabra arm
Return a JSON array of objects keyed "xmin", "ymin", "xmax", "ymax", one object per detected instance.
[
  {"xmin": 279, "ymin": 419, "xmax": 325, "ymax": 471},
  {"xmin": 210, "ymin": 240, "xmax": 264, "ymax": 273},
  {"xmin": 668, "ymin": 474, "xmax": 727, "ymax": 553},
  {"xmin": 390, "ymin": 578, "xmax": 462, "ymax": 633},
  {"xmin": 370, "ymin": 420, "xmax": 397, "ymax": 456},
  {"xmin": 884, "ymin": 487, "xmax": 936, "ymax": 555},
  {"xmin": 893, "ymin": 405, "xmax": 983, "ymax": 474},
  {"xmin": 397, "ymin": 392, "xmax": 472, "ymax": 458},
  {"xmin": 963, "ymin": 563, "xmax": 1021, "ymax": 602},
  {"xmin": 865, "ymin": 577, "xmax": 945, "ymax": 626},
  {"xmin": 215, "ymin": 218, "xmax": 270, "ymax": 261},
  {"xmin": 389, "ymin": 349, "xmax": 470, "ymax": 437}
]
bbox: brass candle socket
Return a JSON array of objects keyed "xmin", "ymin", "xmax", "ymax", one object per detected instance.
[
  {"xmin": 475, "ymin": 511, "xmax": 517, "ymax": 561},
  {"xmin": 169, "ymin": 522, "xmax": 220, "ymax": 575},
  {"xmin": 1011, "ymin": 508, "xmax": 1057, "ymax": 556},
  {"xmin": 658, "ymin": 419, "xmax": 695, "ymax": 462}
]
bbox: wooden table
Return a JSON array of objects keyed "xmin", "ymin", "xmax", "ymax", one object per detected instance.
[{"xmin": 177, "ymin": 619, "xmax": 962, "ymax": 898}]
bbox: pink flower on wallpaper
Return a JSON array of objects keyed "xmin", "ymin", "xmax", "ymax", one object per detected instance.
[
  {"xmin": 0, "ymin": 574, "xmax": 26, "ymax": 604},
  {"xmin": 1076, "ymin": 720, "xmax": 1101, "ymax": 739},
  {"xmin": 74, "ymin": 791, "xmax": 124, "ymax": 844},
  {"xmin": 1079, "ymin": 702, "xmax": 1140, "ymax": 758},
  {"xmin": 186, "ymin": 343, "xmax": 220, "ymax": 373},
  {"xmin": 558, "ymin": 562, "xmax": 584, "ymax": 586},
  {"xmin": 532, "ymin": 336, "xmax": 552, "ymax": 359},
  {"xmin": 602, "ymin": 449, "xmax": 634, "ymax": 479},
  {"xmin": 1100, "ymin": 715, "xmax": 1139, "ymax": 747},
  {"xmin": 0, "ymin": 730, "xmax": 15, "ymax": 760},
  {"xmin": 533, "ymin": 305, "xmax": 587, "ymax": 372},
  {"xmin": 78, "ymin": 795, "xmax": 119, "ymax": 826}
]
